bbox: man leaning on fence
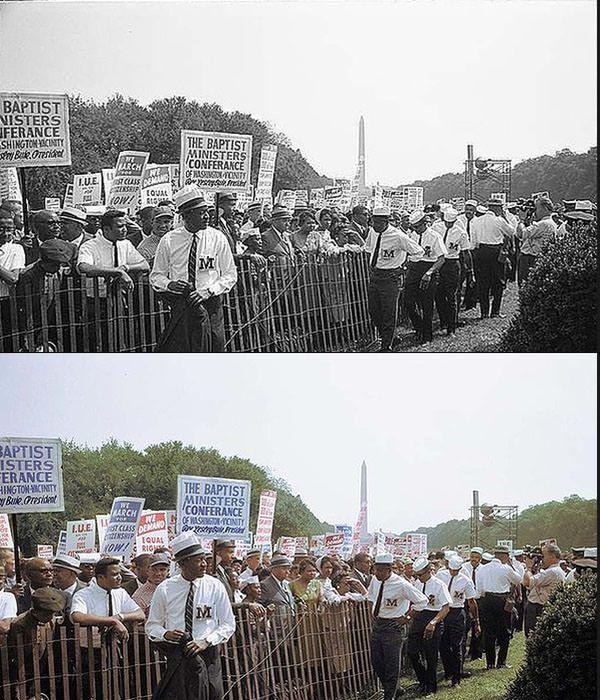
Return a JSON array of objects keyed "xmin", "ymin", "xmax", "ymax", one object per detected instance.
[
  {"xmin": 146, "ymin": 532, "xmax": 235, "ymax": 700},
  {"xmin": 150, "ymin": 185, "xmax": 237, "ymax": 352}
]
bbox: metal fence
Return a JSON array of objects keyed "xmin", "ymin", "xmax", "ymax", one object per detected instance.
[
  {"xmin": 0, "ymin": 601, "xmax": 378, "ymax": 700},
  {"xmin": 0, "ymin": 253, "xmax": 377, "ymax": 353}
]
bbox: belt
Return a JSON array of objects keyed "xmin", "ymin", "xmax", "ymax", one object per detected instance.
[{"xmin": 487, "ymin": 592, "xmax": 509, "ymax": 597}]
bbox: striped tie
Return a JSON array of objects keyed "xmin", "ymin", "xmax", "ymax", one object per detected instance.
[
  {"xmin": 185, "ymin": 581, "xmax": 195, "ymax": 637},
  {"xmin": 188, "ymin": 234, "xmax": 198, "ymax": 289}
]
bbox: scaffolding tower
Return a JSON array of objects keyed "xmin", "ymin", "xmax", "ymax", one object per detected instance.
[
  {"xmin": 465, "ymin": 144, "xmax": 512, "ymax": 203},
  {"xmin": 470, "ymin": 490, "xmax": 519, "ymax": 551}
]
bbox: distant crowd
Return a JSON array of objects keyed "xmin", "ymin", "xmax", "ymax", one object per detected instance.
[{"xmin": 0, "ymin": 191, "xmax": 596, "ymax": 352}]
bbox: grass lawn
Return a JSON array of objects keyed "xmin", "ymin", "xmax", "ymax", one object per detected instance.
[
  {"xmin": 395, "ymin": 631, "xmax": 526, "ymax": 699},
  {"xmin": 365, "ymin": 281, "xmax": 520, "ymax": 353}
]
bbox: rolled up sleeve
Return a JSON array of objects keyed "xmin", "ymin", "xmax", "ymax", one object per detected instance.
[{"xmin": 149, "ymin": 237, "xmax": 171, "ymax": 292}]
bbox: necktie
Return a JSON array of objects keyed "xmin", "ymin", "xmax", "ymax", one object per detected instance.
[
  {"xmin": 188, "ymin": 234, "xmax": 198, "ymax": 289},
  {"xmin": 107, "ymin": 590, "xmax": 113, "ymax": 617},
  {"xmin": 185, "ymin": 581, "xmax": 195, "ymax": 637},
  {"xmin": 448, "ymin": 575, "xmax": 455, "ymax": 595},
  {"xmin": 373, "ymin": 579, "xmax": 385, "ymax": 618},
  {"xmin": 472, "ymin": 567, "xmax": 476, "ymax": 585},
  {"xmin": 370, "ymin": 231, "xmax": 383, "ymax": 269},
  {"xmin": 113, "ymin": 241, "xmax": 119, "ymax": 268}
]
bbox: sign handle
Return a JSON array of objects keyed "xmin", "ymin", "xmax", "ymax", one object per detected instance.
[
  {"xmin": 17, "ymin": 168, "xmax": 30, "ymax": 238},
  {"xmin": 212, "ymin": 539, "xmax": 217, "ymax": 577},
  {"xmin": 10, "ymin": 514, "xmax": 22, "ymax": 584}
]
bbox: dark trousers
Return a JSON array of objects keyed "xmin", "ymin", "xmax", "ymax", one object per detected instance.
[
  {"xmin": 476, "ymin": 244, "xmax": 504, "ymax": 317},
  {"xmin": 524, "ymin": 600, "xmax": 544, "ymax": 637},
  {"xmin": 479, "ymin": 594, "xmax": 510, "ymax": 667},
  {"xmin": 467, "ymin": 615, "xmax": 482, "ymax": 660},
  {"xmin": 404, "ymin": 261, "xmax": 438, "ymax": 341},
  {"xmin": 153, "ymin": 643, "xmax": 223, "ymax": 700},
  {"xmin": 518, "ymin": 253, "xmax": 537, "ymax": 288},
  {"xmin": 156, "ymin": 293, "xmax": 224, "ymax": 352},
  {"xmin": 371, "ymin": 618, "xmax": 404, "ymax": 700},
  {"xmin": 435, "ymin": 259, "xmax": 460, "ymax": 333},
  {"xmin": 440, "ymin": 607, "xmax": 466, "ymax": 683},
  {"xmin": 367, "ymin": 268, "xmax": 402, "ymax": 350},
  {"xmin": 407, "ymin": 609, "xmax": 443, "ymax": 693}
]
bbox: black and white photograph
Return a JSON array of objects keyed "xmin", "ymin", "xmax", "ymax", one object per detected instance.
[{"xmin": 0, "ymin": 2, "xmax": 597, "ymax": 700}]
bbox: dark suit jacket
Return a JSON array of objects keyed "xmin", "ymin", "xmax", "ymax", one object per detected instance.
[
  {"xmin": 258, "ymin": 575, "xmax": 296, "ymax": 613},
  {"xmin": 58, "ymin": 579, "xmax": 88, "ymax": 620},
  {"xmin": 122, "ymin": 578, "xmax": 141, "ymax": 596},
  {"xmin": 349, "ymin": 220, "xmax": 368, "ymax": 242},
  {"xmin": 215, "ymin": 565, "xmax": 234, "ymax": 603},
  {"xmin": 261, "ymin": 227, "xmax": 295, "ymax": 259},
  {"xmin": 350, "ymin": 568, "xmax": 372, "ymax": 589}
]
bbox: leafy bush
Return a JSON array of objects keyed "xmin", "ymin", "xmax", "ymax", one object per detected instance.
[
  {"xmin": 501, "ymin": 227, "xmax": 597, "ymax": 351},
  {"xmin": 505, "ymin": 573, "xmax": 597, "ymax": 700}
]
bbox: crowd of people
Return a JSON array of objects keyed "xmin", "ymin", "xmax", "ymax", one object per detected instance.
[
  {"xmin": 0, "ymin": 536, "xmax": 596, "ymax": 700},
  {"xmin": 0, "ymin": 190, "xmax": 596, "ymax": 352}
]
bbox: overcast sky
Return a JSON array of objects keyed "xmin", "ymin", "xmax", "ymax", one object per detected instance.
[
  {"xmin": 0, "ymin": 354, "xmax": 596, "ymax": 534},
  {"xmin": 0, "ymin": 0, "xmax": 596, "ymax": 184}
]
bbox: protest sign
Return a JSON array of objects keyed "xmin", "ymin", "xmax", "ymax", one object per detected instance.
[
  {"xmin": 63, "ymin": 183, "xmax": 74, "ymax": 208},
  {"xmin": 254, "ymin": 490, "xmax": 277, "ymax": 546},
  {"xmin": 0, "ymin": 167, "xmax": 22, "ymax": 202},
  {"xmin": 405, "ymin": 533, "xmax": 428, "ymax": 557},
  {"xmin": 234, "ymin": 539, "xmax": 252, "ymax": 560},
  {"xmin": 295, "ymin": 190, "xmax": 309, "ymax": 208},
  {"xmin": 352, "ymin": 503, "xmax": 368, "ymax": 554},
  {"xmin": 497, "ymin": 539, "xmax": 514, "ymax": 552},
  {"xmin": 44, "ymin": 197, "xmax": 61, "ymax": 211},
  {"xmin": 168, "ymin": 164, "xmax": 180, "ymax": 193},
  {"xmin": 37, "ymin": 544, "xmax": 54, "ymax": 559},
  {"xmin": 102, "ymin": 497, "xmax": 145, "ymax": 561},
  {"xmin": 324, "ymin": 186, "xmax": 343, "ymax": 209},
  {"xmin": 255, "ymin": 144, "xmax": 277, "ymax": 203},
  {"xmin": 135, "ymin": 510, "xmax": 170, "ymax": 555},
  {"xmin": 140, "ymin": 164, "xmax": 173, "ymax": 207},
  {"xmin": 0, "ymin": 93, "xmax": 71, "ymax": 168},
  {"xmin": 96, "ymin": 513, "xmax": 110, "ymax": 550},
  {"xmin": 277, "ymin": 537, "xmax": 296, "ymax": 558},
  {"xmin": 0, "ymin": 437, "xmax": 64, "ymax": 514},
  {"xmin": 65, "ymin": 519, "xmax": 96, "ymax": 557},
  {"xmin": 56, "ymin": 530, "xmax": 67, "ymax": 557},
  {"xmin": 0, "ymin": 513, "xmax": 13, "ymax": 548},
  {"xmin": 165, "ymin": 510, "xmax": 177, "ymax": 542},
  {"xmin": 176, "ymin": 475, "xmax": 251, "ymax": 540},
  {"xmin": 276, "ymin": 189, "xmax": 296, "ymax": 211},
  {"xmin": 491, "ymin": 192, "xmax": 507, "ymax": 204},
  {"xmin": 334, "ymin": 524, "xmax": 354, "ymax": 558},
  {"xmin": 309, "ymin": 188, "xmax": 325, "ymax": 209},
  {"xmin": 309, "ymin": 534, "xmax": 325, "ymax": 556},
  {"xmin": 73, "ymin": 173, "xmax": 102, "ymax": 207},
  {"xmin": 324, "ymin": 532, "xmax": 345, "ymax": 555},
  {"xmin": 106, "ymin": 151, "xmax": 149, "ymax": 212},
  {"xmin": 180, "ymin": 130, "xmax": 252, "ymax": 193},
  {"xmin": 295, "ymin": 536, "xmax": 309, "ymax": 552},
  {"xmin": 101, "ymin": 168, "xmax": 116, "ymax": 204}
]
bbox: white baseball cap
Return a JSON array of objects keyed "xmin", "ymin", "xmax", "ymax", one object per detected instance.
[
  {"xmin": 374, "ymin": 553, "xmax": 394, "ymax": 565},
  {"xmin": 409, "ymin": 210, "xmax": 427, "ymax": 225},
  {"xmin": 413, "ymin": 556, "xmax": 430, "ymax": 573},
  {"xmin": 443, "ymin": 208, "xmax": 459, "ymax": 222},
  {"xmin": 372, "ymin": 206, "xmax": 391, "ymax": 217},
  {"xmin": 448, "ymin": 555, "xmax": 464, "ymax": 570}
]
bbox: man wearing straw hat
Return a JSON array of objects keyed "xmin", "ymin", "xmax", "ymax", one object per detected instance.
[
  {"xmin": 147, "ymin": 531, "xmax": 235, "ymax": 700},
  {"xmin": 150, "ymin": 184, "xmax": 237, "ymax": 352}
]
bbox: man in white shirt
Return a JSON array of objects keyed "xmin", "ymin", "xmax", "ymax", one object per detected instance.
[
  {"xmin": 522, "ymin": 543, "xmax": 565, "ymax": 637},
  {"xmin": 71, "ymin": 556, "xmax": 145, "ymax": 699},
  {"xmin": 59, "ymin": 207, "xmax": 94, "ymax": 252},
  {"xmin": 405, "ymin": 210, "xmax": 447, "ymax": 343},
  {"xmin": 0, "ymin": 207, "xmax": 25, "ymax": 350},
  {"xmin": 0, "ymin": 562, "xmax": 17, "ymax": 621},
  {"xmin": 515, "ymin": 196, "xmax": 557, "ymax": 287},
  {"xmin": 475, "ymin": 545, "xmax": 523, "ymax": 669},
  {"xmin": 470, "ymin": 199, "xmax": 515, "ymax": 318},
  {"xmin": 460, "ymin": 546, "xmax": 484, "ymax": 661},
  {"xmin": 364, "ymin": 206, "xmax": 424, "ymax": 352},
  {"xmin": 433, "ymin": 208, "xmax": 471, "ymax": 335},
  {"xmin": 147, "ymin": 532, "xmax": 235, "ymax": 700},
  {"xmin": 239, "ymin": 201, "xmax": 264, "ymax": 254},
  {"xmin": 437, "ymin": 556, "xmax": 479, "ymax": 687},
  {"xmin": 367, "ymin": 552, "xmax": 428, "ymax": 700},
  {"xmin": 407, "ymin": 556, "xmax": 451, "ymax": 695},
  {"xmin": 150, "ymin": 185, "xmax": 237, "ymax": 352}
]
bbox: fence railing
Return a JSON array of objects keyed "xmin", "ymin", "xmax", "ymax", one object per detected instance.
[
  {"xmin": 0, "ymin": 601, "xmax": 379, "ymax": 700},
  {"xmin": 0, "ymin": 253, "xmax": 378, "ymax": 353}
]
